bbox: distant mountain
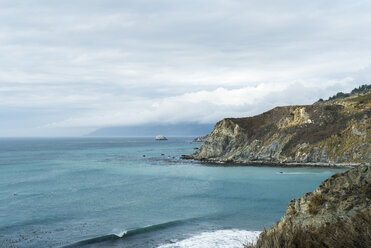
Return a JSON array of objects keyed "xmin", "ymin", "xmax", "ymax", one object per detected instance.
[{"xmin": 86, "ymin": 123, "xmax": 215, "ymax": 137}]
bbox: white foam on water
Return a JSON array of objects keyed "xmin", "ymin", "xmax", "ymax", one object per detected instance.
[
  {"xmin": 157, "ymin": 229, "xmax": 261, "ymax": 248},
  {"xmin": 113, "ymin": 229, "xmax": 128, "ymax": 237}
]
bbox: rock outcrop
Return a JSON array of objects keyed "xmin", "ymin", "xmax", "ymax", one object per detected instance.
[
  {"xmin": 246, "ymin": 165, "xmax": 371, "ymax": 248},
  {"xmin": 186, "ymin": 92, "xmax": 371, "ymax": 166},
  {"xmin": 192, "ymin": 134, "xmax": 210, "ymax": 142},
  {"xmin": 155, "ymin": 135, "xmax": 168, "ymax": 140}
]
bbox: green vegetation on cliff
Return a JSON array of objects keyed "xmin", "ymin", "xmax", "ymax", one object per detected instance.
[{"xmin": 317, "ymin": 84, "xmax": 371, "ymax": 102}]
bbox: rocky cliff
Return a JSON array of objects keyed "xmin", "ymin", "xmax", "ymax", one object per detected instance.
[
  {"xmin": 192, "ymin": 134, "xmax": 210, "ymax": 142},
  {"xmin": 246, "ymin": 165, "xmax": 371, "ymax": 248},
  {"xmin": 186, "ymin": 92, "xmax": 371, "ymax": 165}
]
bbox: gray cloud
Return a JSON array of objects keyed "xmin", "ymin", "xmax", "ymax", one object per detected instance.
[{"xmin": 0, "ymin": 0, "xmax": 370, "ymax": 136}]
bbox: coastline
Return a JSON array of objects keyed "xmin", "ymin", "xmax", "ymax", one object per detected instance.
[
  {"xmin": 187, "ymin": 91, "xmax": 370, "ymax": 169},
  {"xmin": 248, "ymin": 165, "xmax": 371, "ymax": 248},
  {"xmin": 2, "ymin": 137, "xmax": 356, "ymax": 247},
  {"xmin": 181, "ymin": 155, "xmax": 358, "ymax": 168}
]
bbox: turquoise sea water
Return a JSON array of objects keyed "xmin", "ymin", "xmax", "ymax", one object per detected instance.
[{"xmin": 0, "ymin": 138, "xmax": 346, "ymax": 247}]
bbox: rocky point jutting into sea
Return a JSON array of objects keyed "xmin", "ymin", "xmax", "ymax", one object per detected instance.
[
  {"xmin": 246, "ymin": 164, "xmax": 371, "ymax": 248},
  {"xmin": 184, "ymin": 88, "xmax": 370, "ymax": 166}
]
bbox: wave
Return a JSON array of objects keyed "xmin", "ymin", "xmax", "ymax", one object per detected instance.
[
  {"xmin": 65, "ymin": 219, "xmax": 187, "ymax": 247},
  {"xmin": 157, "ymin": 229, "xmax": 261, "ymax": 248},
  {"xmin": 113, "ymin": 229, "xmax": 128, "ymax": 237}
]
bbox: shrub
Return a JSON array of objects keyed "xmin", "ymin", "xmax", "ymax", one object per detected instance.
[{"xmin": 308, "ymin": 193, "xmax": 323, "ymax": 215}]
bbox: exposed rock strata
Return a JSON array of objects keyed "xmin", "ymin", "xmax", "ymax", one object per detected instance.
[
  {"xmin": 247, "ymin": 165, "xmax": 371, "ymax": 248},
  {"xmin": 186, "ymin": 92, "xmax": 370, "ymax": 165}
]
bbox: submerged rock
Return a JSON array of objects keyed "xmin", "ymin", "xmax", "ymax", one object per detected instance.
[{"xmin": 246, "ymin": 165, "xmax": 371, "ymax": 248}]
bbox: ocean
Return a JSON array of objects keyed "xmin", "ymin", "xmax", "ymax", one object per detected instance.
[{"xmin": 0, "ymin": 138, "xmax": 345, "ymax": 248}]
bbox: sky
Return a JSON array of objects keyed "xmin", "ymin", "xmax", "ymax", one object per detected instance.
[{"xmin": 1, "ymin": 0, "xmax": 371, "ymax": 137}]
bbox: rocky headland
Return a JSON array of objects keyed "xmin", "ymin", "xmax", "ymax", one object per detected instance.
[
  {"xmin": 192, "ymin": 134, "xmax": 210, "ymax": 142},
  {"xmin": 246, "ymin": 164, "xmax": 371, "ymax": 248},
  {"xmin": 184, "ymin": 90, "xmax": 370, "ymax": 166}
]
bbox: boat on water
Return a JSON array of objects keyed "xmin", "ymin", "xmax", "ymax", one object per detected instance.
[{"xmin": 155, "ymin": 135, "xmax": 167, "ymax": 140}]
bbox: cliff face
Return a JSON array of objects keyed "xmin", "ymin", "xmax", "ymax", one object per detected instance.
[
  {"xmin": 189, "ymin": 92, "xmax": 371, "ymax": 165},
  {"xmin": 248, "ymin": 165, "xmax": 371, "ymax": 248}
]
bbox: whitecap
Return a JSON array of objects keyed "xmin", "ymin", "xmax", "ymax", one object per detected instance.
[
  {"xmin": 157, "ymin": 229, "xmax": 261, "ymax": 248},
  {"xmin": 113, "ymin": 229, "xmax": 128, "ymax": 238}
]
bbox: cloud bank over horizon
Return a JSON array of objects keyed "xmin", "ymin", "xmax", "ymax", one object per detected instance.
[{"xmin": 0, "ymin": 0, "xmax": 370, "ymax": 136}]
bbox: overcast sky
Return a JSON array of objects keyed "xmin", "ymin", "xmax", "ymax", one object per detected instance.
[{"xmin": 1, "ymin": 0, "xmax": 370, "ymax": 136}]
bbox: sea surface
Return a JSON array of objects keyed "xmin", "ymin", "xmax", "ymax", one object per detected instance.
[{"xmin": 0, "ymin": 138, "xmax": 346, "ymax": 248}]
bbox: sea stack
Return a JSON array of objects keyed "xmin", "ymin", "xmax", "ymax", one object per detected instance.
[{"xmin": 155, "ymin": 135, "xmax": 167, "ymax": 140}]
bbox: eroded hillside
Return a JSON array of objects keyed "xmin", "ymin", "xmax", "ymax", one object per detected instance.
[{"xmin": 187, "ymin": 92, "xmax": 370, "ymax": 165}]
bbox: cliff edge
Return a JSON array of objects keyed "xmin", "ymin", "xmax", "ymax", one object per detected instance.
[
  {"xmin": 247, "ymin": 165, "xmax": 371, "ymax": 248},
  {"xmin": 186, "ymin": 92, "xmax": 370, "ymax": 166}
]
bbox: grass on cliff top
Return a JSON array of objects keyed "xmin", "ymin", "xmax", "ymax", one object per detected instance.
[{"xmin": 347, "ymin": 92, "xmax": 371, "ymax": 104}]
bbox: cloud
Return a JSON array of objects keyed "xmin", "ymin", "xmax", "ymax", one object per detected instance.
[
  {"xmin": 0, "ymin": 0, "xmax": 370, "ymax": 135},
  {"xmin": 44, "ymin": 80, "xmax": 358, "ymax": 128}
]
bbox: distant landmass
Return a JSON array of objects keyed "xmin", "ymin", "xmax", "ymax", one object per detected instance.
[{"xmin": 87, "ymin": 123, "xmax": 215, "ymax": 137}]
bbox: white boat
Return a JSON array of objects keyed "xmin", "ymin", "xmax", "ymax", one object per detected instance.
[{"xmin": 155, "ymin": 135, "xmax": 167, "ymax": 140}]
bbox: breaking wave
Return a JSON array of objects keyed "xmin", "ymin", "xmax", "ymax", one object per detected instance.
[
  {"xmin": 65, "ymin": 219, "xmax": 187, "ymax": 247},
  {"xmin": 157, "ymin": 229, "xmax": 261, "ymax": 248}
]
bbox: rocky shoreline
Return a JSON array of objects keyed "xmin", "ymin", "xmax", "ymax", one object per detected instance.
[
  {"xmin": 181, "ymin": 155, "xmax": 358, "ymax": 168},
  {"xmin": 246, "ymin": 164, "xmax": 371, "ymax": 248}
]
